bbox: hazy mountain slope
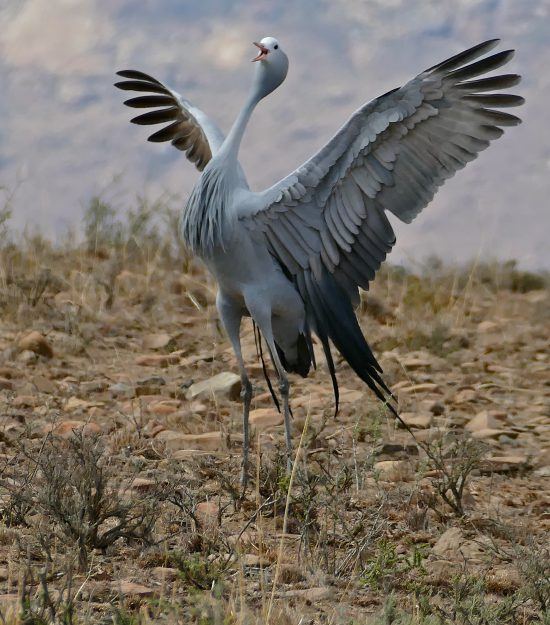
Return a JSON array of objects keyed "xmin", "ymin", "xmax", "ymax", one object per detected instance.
[{"xmin": 1, "ymin": 0, "xmax": 548, "ymax": 267}]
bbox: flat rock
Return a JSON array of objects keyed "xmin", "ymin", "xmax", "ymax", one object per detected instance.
[
  {"xmin": 45, "ymin": 420, "xmax": 101, "ymax": 438},
  {"xmin": 12, "ymin": 395, "xmax": 38, "ymax": 407},
  {"xmin": 249, "ymin": 408, "xmax": 283, "ymax": 430},
  {"xmin": 171, "ymin": 449, "xmax": 221, "ymax": 460},
  {"xmin": 179, "ymin": 352, "xmax": 215, "ymax": 367},
  {"xmin": 196, "ymin": 501, "xmax": 219, "ymax": 524},
  {"xmin": 281, "ymin": 587, "xmax": 333, "ymax": 601},
  {"xmin": 456, "ymin": 539, "xmax": 488, "ymax": 562},
  {"xmin": 148, "ymin": 400, "xmax": 181, "ymax": 416},
  {"xmin": 135, "ymin": 385, "xmax": 163, "ymax": 397},
  {"xmin": 136, "ymin": 352, "xmax": 182, "ymax": 367},
  {"xmin": 477, "ymin": 320, "xmax": 499, "ymax": 333},
  {"xmin": 487, "ymin": 566, "xmax": 522, "ymax": 592},
  {"xmin": 18, "ymin": 331, "xmax": 53, "ymax": 358},
  {"xmin": 17, "ymin": 350, "xmax": 37, "ymax": 364},
  {"xmin": 471, "ymin": 428, "xmax": 516, "ymax": 440},
  {"xmin": 131, "ymin": 477, "xmax": 157, "ymax": 492},
  {"xmin": 147, "ymin": 423, "xmax": 166, "ymax": 437},
  {"xmin": 339, "ymin": 388, "xmax": 363, "ymax": 402},
  {"xmin": 32, "ymin": 374, "xmax": 57, "ymax": 394},
  {"xmin": 453, "ymin": 388, "xmax": 477, "ymax": 404},
  {"xmin": 426, "ymin": 559, "xmax": 461, "ymax": 583},
  {"xmin": 481, "ymin": 455, "xmax": 529, "ymax": 473},
  {"xmin": 292, "ymin": 391, "xmax": 332, "ymax": 410},
  {"xmin": 466, "ymin": 410, "xmax": 508, "ymax": 432},
  {"xmin": 155, "ymin": 430, "xmax": 223, "ymax": 452},
  {"xmin": 410, "ymin": 427, "xmax": 444, "ymax": 444},
  {"xmin": 253, "ymin": 391, "xmax": 273, "ymax": 405},
  {"xmin": 397, "ymin": 412, "xmax": 433, "ymax": 429},
  {"xmin": 186, "ymin": 372, "xmax": 241, "ymax": 401},
  {"xmin": 151, "ymin": 567, "xmax": 179, "ymax": 582},
  {"xmin": 241, "ymin": 554, "xmax": 268, "ymax": 567},
  {"xmin": 113, "ymin": 581, "xmax": 156, "ymax": 597},
  {"xmin": 373, "ymin": 460, "xmax": 413, "ymax": 482},
  {"xmin": 0, "ymin": 367, "xmax": 22, "ymax": 379},
  {"xmin": 432, "ymin": 527, "xmax": 463, "ymax": 557},
  {"xmin": 80, "ymin": 380, "xmax": 108, "ymax": 394},
  {"xmin": 399, "ymin": 356, "xmax": 432, "ymax": 370},
  {"xmin": 137, "ymin": 376, "xmax": 166, "ymax": 387},
  {"xmin": 0, "ymin": 377, "xmax": 13, "ymax": 391},
  {"xmin": 142, "ymin": 333, "xmax": 172, "ymax": 350},
  {"xmin": 65, "ymin": 396, "xmax": 91, "ymax": 411},
  {"xmin": 108, "ymin": 382, "xmax": 134, "ymax": 398},
  {"xmin": 187, "ymin": 397, "xmax": 210, "ymax": 414},
  {"xmin": 133, "ymin": 392, "xmax": 167, "ymax": 406},
  {"xmin": 398, "ymin": 383, "xmax": 441, "ymax": 395}
]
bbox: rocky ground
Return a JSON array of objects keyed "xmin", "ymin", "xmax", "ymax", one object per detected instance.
[{"xmin": 0, "ymin": 239, "xmax": 548, "ymax": 624}]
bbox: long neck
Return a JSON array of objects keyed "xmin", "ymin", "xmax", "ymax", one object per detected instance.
[{"xmin": 220, "ymin": 88, "xmax": 262, "ymax": 160}]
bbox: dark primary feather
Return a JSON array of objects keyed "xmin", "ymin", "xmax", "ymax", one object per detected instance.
[
  {"xmin": 123, "ymin": 95, "xmax": 175, "ymax": 108},
  {"xmin": 454, "ymin": 74, "xmax": 520, "ymax": 92},
  {"xmin": 114, "ymin": 80, "xmax": 168, "ymax": 94},
  {"xmin": 425, "ymin": 38, "xmax": 500, "ymax": 73},
  {"xmin": 146, "ymin": 121, "xmax": 183, "ymax": 143},
  {"xmin": 131, "ymin": 107, "xmax": 180, "ymax": 125},
  {"xmin": 461, "ymin": 93, "xmax": 524, "ymax": 107},
  {"xmin": 445, "ymin": 49, "xmax": 515, "ymax": 81},
  {"xmin": 116, "ymin": 69, "xmax": 163, "ymax": 84}
]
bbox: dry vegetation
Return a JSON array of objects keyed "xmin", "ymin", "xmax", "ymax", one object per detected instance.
[{"xmin": 0, "ymin": 194, "xmax": 548, "ymax": 624}]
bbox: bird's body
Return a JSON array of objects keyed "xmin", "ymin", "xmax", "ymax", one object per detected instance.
[
  {"xmin": 182, "ymin": 150, "xmax": 310, "ymax": 381},
  {"xmin": 115, "ymin": 36, "xmax": 523, "ymax": 485}
]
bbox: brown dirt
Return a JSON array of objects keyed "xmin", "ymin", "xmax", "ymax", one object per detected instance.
[{"xmin": 0, "ymin": 246, "xmax": 548, "ymax": 623}]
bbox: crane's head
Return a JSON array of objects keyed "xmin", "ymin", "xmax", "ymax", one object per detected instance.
[{"xmin": 251, "ymin": 37, "xmax": 288, "ymax": 100}]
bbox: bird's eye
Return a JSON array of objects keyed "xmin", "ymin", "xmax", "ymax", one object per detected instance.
[{"xmin": 274, "ymin": 44, "xmax": 279, "ymax": 50}]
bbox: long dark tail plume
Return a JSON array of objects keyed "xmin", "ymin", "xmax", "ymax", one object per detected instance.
[
  {"xmin": 300, "ymin": 290, "xmax": 340, "ymax": 416},
  {"xmin": 303, "ymin": 315, "xmax": 317, "ymax": 371},
  {"xmin": 252, "ymin": 320, "xmax": 280, "ymax": 413},
  {"xmin": 298, "ymin": 268, "xmax": 398, "ymax": 419}
]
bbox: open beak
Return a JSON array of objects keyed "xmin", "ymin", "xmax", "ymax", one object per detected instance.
[{"xmin": 252, "ymin": 42, "xmax": 269, "ymax": 62}]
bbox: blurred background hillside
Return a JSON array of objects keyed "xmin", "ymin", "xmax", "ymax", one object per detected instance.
[{"xmin": 1, "ymin": 0, "xmax": 549, "ymax": 268}]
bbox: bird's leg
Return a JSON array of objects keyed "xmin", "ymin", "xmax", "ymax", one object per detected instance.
[
  {"xmin": 216, "ymin": 294, "xmax": 252, "ymax": 491},
  {"xmin": 240, "ymin": 371, "xmax": 253, "ymax": 489},
  {"xmin": 263, "ymin": 336, "xmax": 293, "ymax": 473},
  {"xmin": 247, "ymin": 303, "xmax": 293, "ymax": 474},
  {"xmin": 278, "ymin": 373, "xmax": 292, "ymax": 473}
]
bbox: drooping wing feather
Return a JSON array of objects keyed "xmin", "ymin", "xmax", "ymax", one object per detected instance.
[
  {"xmin": 114, "ymin": 70, "xmax": 225, "ymax": 171},
  {"xmin": 241, "ymin": 40, "xmax": 523, "ymax": 405}
]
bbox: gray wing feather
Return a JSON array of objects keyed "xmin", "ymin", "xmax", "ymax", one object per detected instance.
[{"xmin": 241, "ymin": 40, "xmax": 523, "ymax": 294}]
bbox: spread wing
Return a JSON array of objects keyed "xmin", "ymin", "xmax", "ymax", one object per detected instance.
[
  {"xmin": 241, "ymin": 39, "xmax": 523, "ymax": 408},
  {"xmin": 114, "ymin": 70, "xmax": 225, "ymax": 171}
]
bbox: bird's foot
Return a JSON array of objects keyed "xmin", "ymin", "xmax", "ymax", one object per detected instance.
[
  {"xmin": 239, "ymin": 459, "xmax": 250, "ymax": 498},
  {"xmin": 285, "ymin": 454, "xmax": 293, "ymax": 475}
]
